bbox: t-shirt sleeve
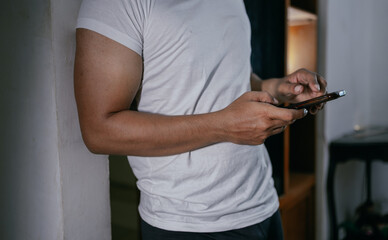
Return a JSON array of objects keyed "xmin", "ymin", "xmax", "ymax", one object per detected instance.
[{"xmin": 76, "ymin": 0, "xmax": 145, "ymax": 56}]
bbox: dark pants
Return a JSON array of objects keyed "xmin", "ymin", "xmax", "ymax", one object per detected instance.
[{"xmin": 141, "ymin": 210, "xmax": 284, "ymax": 240}]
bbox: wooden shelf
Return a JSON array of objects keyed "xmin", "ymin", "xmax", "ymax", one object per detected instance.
[
  {"xmin": 279, "ymin": 173, "xmax": 315, "ymax": 210},
  {"xmin": 280, "ymin": 2, "xmax": 318, "ymax": 238},
  {"xmin": 279, "ymin": 173, "xmax": 316, "ymax": 240}
]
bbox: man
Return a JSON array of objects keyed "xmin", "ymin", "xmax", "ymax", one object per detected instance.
[{"xmin": 74, "ymin": 0, "xmax": 326, "ymax": 239}]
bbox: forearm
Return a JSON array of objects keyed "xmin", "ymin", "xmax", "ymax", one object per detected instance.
[
  {"xmin": 250, "ymin": 72, "xmax": 263, "ymax": 91},
  {"xmin": 80, "ymin": 91, "xmax": 306, "ymax": 157},
  {"xmin": 82, "ymin": 110, "xmax": 225, "ymax": 157},
  {"xmin": 250, "ymin": 72, "xmax": 281, "ymax": 102}
]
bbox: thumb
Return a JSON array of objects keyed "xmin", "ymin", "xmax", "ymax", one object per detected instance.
[
  {"xmin": 247, "ymin": 91, "xmax": 279, "ymax": 105},
  {"xmin": 268, "ymin": 106, "xmax": 308, "ymax": 121}
]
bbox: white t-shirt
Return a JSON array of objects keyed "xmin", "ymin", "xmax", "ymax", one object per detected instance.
[{"xmin": 77, "ymin": 0, "xmax": 279, "ymax": 232}]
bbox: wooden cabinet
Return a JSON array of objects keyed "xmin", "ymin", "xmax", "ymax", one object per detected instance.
[
  {"xmin": 283, "ymin": 2, "xmax": 318, "ymax": 240},
  {"xmin": 280, "ymin": 173, "xmax": 315, "ymax": 240},
  {"xmin": 245, "ymin": 0, "xmax": 318, "ymax": 239}
]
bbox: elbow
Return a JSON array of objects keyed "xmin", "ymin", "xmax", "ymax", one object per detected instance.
[
  {"xmin": 80, "ymin": 126, "xmax": 108, "ymax": 155},
  {"xmin": 84, "ymin": 137, "xmax": 104, "ymax": 154}
]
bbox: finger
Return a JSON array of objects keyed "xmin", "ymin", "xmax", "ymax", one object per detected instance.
[
  {"xmin": 268, "ymin": 119, "xmax": 290, "ymax": 130},
  {"xmin": 316, "ymin": 74, "xmax": 328, "ymax": 92},
  {"xmin": 311, "ymin": 73, "xmax": 328, "ymax": 95},
  {"xmin": 309, "ymin": 106, "xmax": 319, "ymax": 115},
  {"xmin": 316, "ymin": 102, "xmax": 325, "ymax": 110},
  {"xmin": 292, "ymin": 69, "xmax": 321, "ymax": 93},
  {"xmin": 267, "ymin": 105, "xmax": 307, "ymax": 122},
  {"xmin": 310, "ymin": 102, "xmax": 325, "ymax": 115},
  {"xmin": 271, "ymin": 126, "xmax": 286, "ymax": 136},
  {"xmin": 312, "ymin": 73, "xmax": 321, "ymax": 92},
  {"xmin": 248, "ymin": 91, "xmax": 278, "ymax": 105},
  {"xmin": 303, "ymin": 72, "xmax": 321, "ymax": 93}
]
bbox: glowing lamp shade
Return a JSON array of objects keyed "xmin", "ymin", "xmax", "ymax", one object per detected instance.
[{"xmin": 287, "ymin": 7, "xmax": 317, "ymax": 74}]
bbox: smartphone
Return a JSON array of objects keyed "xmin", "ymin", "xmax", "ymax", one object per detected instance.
[{"xmin": 283, "ymin": 90, "xmax": 346, "ymax": 109}]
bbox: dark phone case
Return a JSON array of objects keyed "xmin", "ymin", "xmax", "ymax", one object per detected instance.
[{"xmin": 284, "ymin": 90, "xmax": 346, "ymax": 110}]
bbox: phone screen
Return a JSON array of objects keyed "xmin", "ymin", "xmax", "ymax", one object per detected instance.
[{"xmin": 284, "ymin": 90, "xmax": 346, "ymax": 110}]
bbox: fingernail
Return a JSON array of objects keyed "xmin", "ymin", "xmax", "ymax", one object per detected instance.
[
  {"xmin": 294, "ymin": 85, "xmax": 303, "ymax": 93},
  {"xmin": 303, "ymin": 109, "xmax": 308, "ymax": 116},
  {"xmin": 315, "ymin": 83, "xmax": 320, "ymax": 91}
]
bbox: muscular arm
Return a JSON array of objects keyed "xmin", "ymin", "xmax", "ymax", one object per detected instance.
[{"xmin": 74, "ymin": 29, "xmax": 305, "ymax": 157}]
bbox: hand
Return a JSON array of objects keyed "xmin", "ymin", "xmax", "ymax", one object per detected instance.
[
  {"xmin": 264, "ymin": 69, "xmax": 327, "ymax": 114},
  {"xmin": 219, "ymin": 91, "xmax": 307, "ymax": 145}
]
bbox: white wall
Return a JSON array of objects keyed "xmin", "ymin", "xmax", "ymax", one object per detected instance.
[
  {"xmin": 0, "ymin": 0, "xmax": 111, "ymax": 239},
  {"xmin": 317, "ymin": 0, "xmax": 388, "ymax": 239}
]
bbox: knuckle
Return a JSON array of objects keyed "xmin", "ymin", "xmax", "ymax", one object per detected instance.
[
  {"xmin": 258, "ymin": 92, "xmax": 271, "ymax": 101},
  {"xmin": 242, "ymin": 91, "xmax": 252, "ymax": 98},
  {"xmin": 263, "ymin": 91, "xmax": 271, "ymax": 97},
  {"xmin": 257, "ymin": 137, "xmax": 266, "ymax": 145},
  {"xmin": 249, "ymin": 122, "xmax": 258, "ymax": 132},
  {"xmin": 262, "ymin": 119, "xmax": 272, "ymax": 129},
  {"xmin": 298, "ymin": 68, "xmax": 308, "ymax": 74}
]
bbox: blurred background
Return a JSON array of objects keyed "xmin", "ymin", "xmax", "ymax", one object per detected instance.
[{"xmin": 1, "ymin": 0, "xmax": 387, "ymax": 239}]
